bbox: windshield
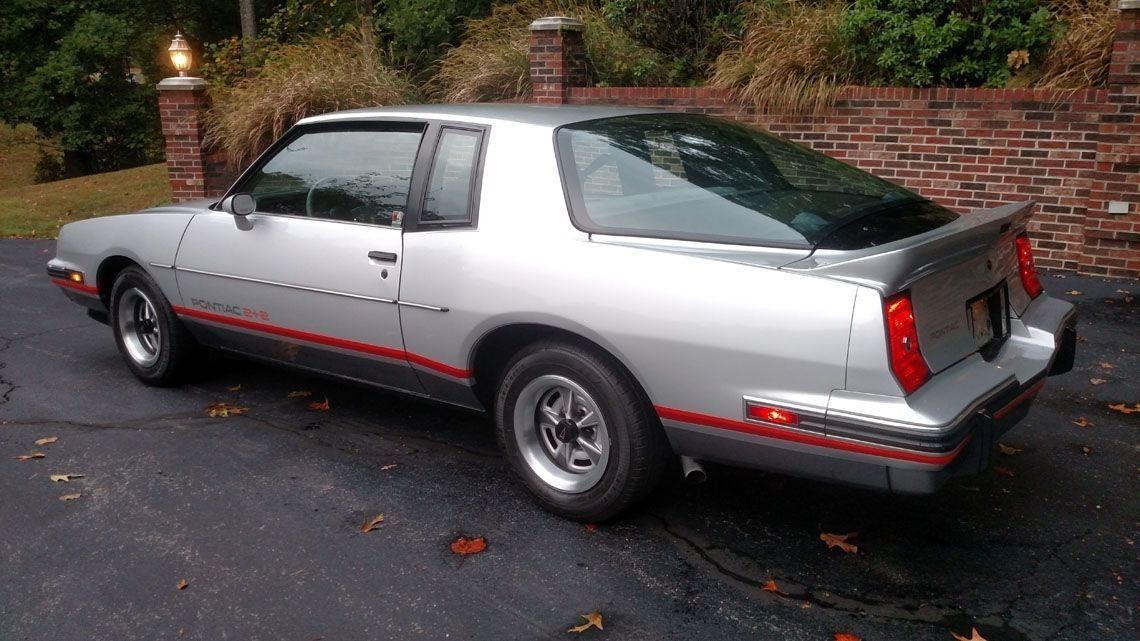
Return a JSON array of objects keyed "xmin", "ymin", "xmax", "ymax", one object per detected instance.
[{"xmin": 556, "ymin": 114, "xmax": 957, "ymax": 248}]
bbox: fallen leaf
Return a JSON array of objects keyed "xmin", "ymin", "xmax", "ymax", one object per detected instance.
[
  {"xmin": 1072, "ymin": 417, "xmax": 1093, "ymax": 427},
  {"xmin": 834, "ymin": 634, "xmax": 862, "ymax": 641},
  {"xmin": 176, "ymin": 578, "xmax": 189, "ymax": 590},
  {"xmin": 994, "ymin": 466, "xmax": 1015, "ymax": 477},
  {"xmin": 49, "ymin": 474, "xmax": 84, "ymax": 483},
  {"xmin": 1112, "ymin": 570, "xmax": 1123, "ymax": 585},
  {"xmin": 34, "ymin": 436, "xmax": 58, "ymax": 446},
  {"xmin": 380, "ymin": 464, "xmax": 397, "ymax": 471},
  {"xmin": 997, "ymin": 443, "xmax": 1023, "ymax": 456},
  {"xmin": 1108, "ymin": 403, "xmax": 1139, "ymax": 415},
  {"xmin": 1081, "ymin": 446, "xmax": 1091, "ymax": 455},
  {"xmin": 205, "ymin": 402, "xmax": 248, "ymax": 418},
  {"xmin": 1077, "ymin": 335, "xmax": 1087, "ymax": 343},
  {"xmin": 951, "ymin": 628, "xmax": 988, "ymax": 641},
  {"xmin": 568, "ymin": 612, "xmax": 603, "ymax": 633},
  {"xmin": 1090, "ymin": 378, "xmax": 1107, "ymax": 385},
  {"xmin": 1117, "ymin": 289, "xmax": 1132, "ymax": 294},
  {"xmin": 287, "ymin": 390, "xmax": 311, "ymax": 398},
  {"xmin": 762, "ymin": 579, "xmax": 781, "ymax": 594},
  {"xmin": 59, "ymin": 493, "xmax": 81, "ymax": 501},
  {"xmin": 450, "ymin": 536, "xmax": 487, "ymax": 556},
  {"xmin": 1099, "ymin": 361, "xmax": 1115, "ymax": 370},
  {"xmin": 820, "ymin": 532, "xmax": 858, "ymax": 554},
  {"xmin": 226, "ymin": 384, "xmax": 242, "ymax": 392},
  {"xmin": 360, "ymin": 514, "xmax": 385, "ymax": 533},
  {"xmin": 14, "ymin": 452, "xmax": 45, "ymax": 461},
  {"xmin": 1065, "ymin": 290, "xmax": 1082, "ymax": 296},
  {"xmin": 584, "ymin": 523, "xmax": 598, "ymax": 533},
  {"xmin": 308, "ymin": 398, "xmax": 330, "ymax": 411}
]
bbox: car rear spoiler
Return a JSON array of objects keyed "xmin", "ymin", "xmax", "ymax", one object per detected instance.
[{"xmin": 780, "ymin": 201, "xmax": 1035, "ymax": 295}]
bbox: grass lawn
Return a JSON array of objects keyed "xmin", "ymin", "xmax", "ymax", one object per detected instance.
[{"xmin": 0, "ymin": 163, "xmax": 171, "ymax": 238}]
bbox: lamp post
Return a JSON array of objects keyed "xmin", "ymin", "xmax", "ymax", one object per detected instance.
[{"xmin": 168, "ymin": 32, "xmax": 193, "ymax": 77}]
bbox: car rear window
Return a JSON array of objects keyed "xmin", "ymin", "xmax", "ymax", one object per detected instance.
[{"xmin": 555, "ymin": 114, "xmax": 957, "ymax": 249}]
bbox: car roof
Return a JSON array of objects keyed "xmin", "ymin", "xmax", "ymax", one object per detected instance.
[{"xmin": 297, "ymin": 103, "xmax": 667, "ymax": 129}]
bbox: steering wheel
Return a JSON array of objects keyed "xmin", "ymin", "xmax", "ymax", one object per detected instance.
[{"xmin": 305, "ymin": 176, "xmax": 341, "ymax": 218}]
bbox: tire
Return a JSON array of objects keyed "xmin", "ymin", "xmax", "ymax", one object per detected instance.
[
  {"xmin": 494, "ymin": 339, "xmax": 668, "ymax": 521},
  {"xmin": 109, "ymin": 266, "xmax": 199, "ymax": 386}
]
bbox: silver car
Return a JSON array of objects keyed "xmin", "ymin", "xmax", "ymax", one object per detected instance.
[{"xmin": 48, "ymin": 104, "xmax": 1076, "ymax": 520}]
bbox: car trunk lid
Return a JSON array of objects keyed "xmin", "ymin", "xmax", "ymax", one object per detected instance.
[{"xmin": 781, "ymin": 201, "xmax": 1037, "ymax": 374}]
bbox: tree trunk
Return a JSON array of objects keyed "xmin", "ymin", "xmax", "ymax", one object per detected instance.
[{"xmin": 239, "ymin": 0, "xmax": 256, "ymax": 40}]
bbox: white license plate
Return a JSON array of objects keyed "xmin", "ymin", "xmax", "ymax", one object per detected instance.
[{"xmin": 969, "ymin": 297, "xmax": 994, "ymax": 347}]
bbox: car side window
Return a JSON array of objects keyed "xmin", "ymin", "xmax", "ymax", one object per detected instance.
[
  {"xmin": 420, "ymin": 127, "xmax": 482, "ymax": 225},
  {"xmin": 242, "ymin": 127, "xmax": 423, "ymax": 227}
]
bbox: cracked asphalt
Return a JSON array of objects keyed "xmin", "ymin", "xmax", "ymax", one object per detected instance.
[{"xmin": 1, "ymin": 238, "xmax": 1136, "ymax": 641}]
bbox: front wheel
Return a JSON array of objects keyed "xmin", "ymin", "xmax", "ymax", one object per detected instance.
[
  {"xmin": 494, "ymin": 340, "xmax": 668, "ymax": 521},
  {"xmin": 110, "ymin": 266, "xmax": 199, "ymax": 386}
]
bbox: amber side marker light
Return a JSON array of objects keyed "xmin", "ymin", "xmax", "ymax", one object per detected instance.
[
  {"xmin": 884, "ymin": 290, "xmax": 930, "ymax": 395},
  {"xmin": 745, "ymin": 402, "xmax": 800, "ymax": 426},
  {"xmin": 1014, "ymin": 233, "xmax": 1043, "ymax": 299},
  {"xmin": 68, "ymin": 272, "xmax": 85, "ymax": 284}
]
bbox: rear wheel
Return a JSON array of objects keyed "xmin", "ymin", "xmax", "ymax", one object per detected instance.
[
  {"xmin": 110, "ymin": 266, "xmax": 198, "ymax": 386},
  {"xmin": 494, "ymin": 340, "xmax": 668, "ymax": 521}
]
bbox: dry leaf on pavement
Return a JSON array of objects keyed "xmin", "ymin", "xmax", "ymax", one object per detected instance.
[
  {"xmin": 568, "ymin": 612, "xmax": 603, "ymax": 633},
  {"xmin": 997, "ymin": 443, "xmax": 1022, "ymax": 456},
  {"xmin": 360, "ymin": 514, "xmax": 385, "ymax": 533},
  {"xmin": 34, "ymin": 436, "xmax": 58, "ymax": 446},
  {"xmin": 380, "ymin": 464, "xmax": 397, "ymax": 471},
  {"xmin": 226, "ymin": 384, "xmax": 242, "ymax": 392},
  {"xmin": 1072, "ymin": 417, "xmax": 1093, "ymax": 427},
  {"xmin": 1108, "ymin": 403, "xmax": 1139, "ymax": 415},
  {"xmin": 1098, "ymin": 361, "xmax": 1115, "ymax": 370},
  {"xmin": 14, "ymin": 452, "xmax": 45, "ymax": 461},
  {"xmin": 59, "ymin": 493, "xmax": 81, "ymax": 501},
  {"xmin": 287, "ymin": 390, "xmax": 312, "ymax": 398},
  {"xmin": 1065, "ymin": 290, "xmax": 1081, "ymax": 296},
  {"xmin": 993, "ymin": 466, "xmax": 1015, "ymax": 477},
  {"xmin": 176, "ymin": 579, "xmax": 189, "ymax": 590},
  {"xmin": 951, "ymin": 628, "xmax": 988, "ymax": 641},
  {"xmin": 584, "ymin": 523, "xmax": 598, "ymax": 533},
  {"xmin": 308, "ymin": 398, "xmax": 330, "ymax": 411},
  {"xmin": 1090, "ymin": 378, "xmax": 1106, "ymax": 385},
  {"xmin": 762, "ymin": 580, "xmax": 781, "ymax": 594},
  {"xmin": 450, "ymin": 536, "xmax": 487, "ymax": 556},
  {"xmin": 49, "ymin": 474, "xmax": 84, "ymax": 483},
  {"xmin": 206, "ymin": 402, "xmax": 248, "ymax": 418},
  {"xmin": 834, "ymin": 634, "xmax": 862, "ymax": 641},
  {"xmin": 820, "ymin": 532, "xmax": 858, "ymax": 554}
]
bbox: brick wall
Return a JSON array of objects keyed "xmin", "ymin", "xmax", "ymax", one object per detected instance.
[{"xmin": 156, "ymin": 77, "xmax": 236, "ymax": 202}]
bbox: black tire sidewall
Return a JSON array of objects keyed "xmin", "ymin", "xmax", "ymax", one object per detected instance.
[{"xmin": 494, "ymin": 341, "xmax": 660, "ymax": 521}]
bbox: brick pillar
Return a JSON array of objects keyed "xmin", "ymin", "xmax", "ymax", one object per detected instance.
[
  {"xmin": 528, "ymin": 16, "xmax": 586, "ymax": 104},
  {"xmin": 157, "ymin": 76, "xmax": 232, "ymax": 202},
  {"xmin": 1082, "ymin": 0, "xmax": 1140, "ymax": 277}
]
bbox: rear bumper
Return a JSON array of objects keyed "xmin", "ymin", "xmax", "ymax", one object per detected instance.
[{"xmin": 662, "ymin": 294, "xmax": 1076, "ymax": 494}]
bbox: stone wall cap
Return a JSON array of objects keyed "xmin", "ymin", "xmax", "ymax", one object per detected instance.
[
  {"xmin": 157, "ymin": 76, "xmax": 208, "ymax": 90},
  {"xmin": 528, "ymin": 16, "xmax": 585, "ymax": 32},
  {"xmin": 1120, "ymin": 0, "xmax": 1140, "ymax": 10}
]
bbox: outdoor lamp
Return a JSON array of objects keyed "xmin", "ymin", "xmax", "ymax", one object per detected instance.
[{"xmin": 168, "ymin": 32, "xmax": 192, "ymax": 76}]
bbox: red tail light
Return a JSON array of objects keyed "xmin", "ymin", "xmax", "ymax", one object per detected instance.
[
  {"xmin": 1014, "ymin": 233, "xmax": 1043, "ymax": 299},
  {"xmin": 745, "ymin": 402, "xmax": 800, "ymax": 426},
  {"xmin": 884, "ymin": 291, "xmax": 930, "ymax": 395}
]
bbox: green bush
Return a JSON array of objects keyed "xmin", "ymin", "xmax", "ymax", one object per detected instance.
[{"xmin": 839, "ymin": 0, "xmax": 1056, "ymax": 87}]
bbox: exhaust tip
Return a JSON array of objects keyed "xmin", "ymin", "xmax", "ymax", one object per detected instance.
[{"xmin": 680, "ymin": 456, "xmax": 707, "ymax": 485}]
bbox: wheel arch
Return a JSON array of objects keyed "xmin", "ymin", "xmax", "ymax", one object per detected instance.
[
  {"xmin": 469, "ymin": 322, "xmax": 654, "ymax": 415},
  {"xmin": 95, "ymin": 255, "xmax": 143, "ymax": 307}
]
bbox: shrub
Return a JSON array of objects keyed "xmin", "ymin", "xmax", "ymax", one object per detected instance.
[
  {"xmin": 709, "ymin": 1, "xmax": 851, "ymax": 113},
  {"xmin": 432, "ymin": 0, "xmax": 670, "ymax": 103},
  {"xmin": 204, "ymin": 32, "xmax": 417, "ymax": 167},
  {"xmin": 1035, "ymin": 0, "xmax": 1116, "ymax": 88},
  {"xmin": 838, "ymin": 0, "xmax": 1056, "ymax": 88}
]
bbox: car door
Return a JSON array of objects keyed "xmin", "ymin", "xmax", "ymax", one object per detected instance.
[{"xmin": 173, "ymin": 121, "xmax": 427, "ymax": 393}]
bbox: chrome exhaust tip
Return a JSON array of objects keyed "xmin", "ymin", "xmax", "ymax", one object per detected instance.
[{"xmin": 680, "ymin": 456, "xmax": 707, "ymax": 485}]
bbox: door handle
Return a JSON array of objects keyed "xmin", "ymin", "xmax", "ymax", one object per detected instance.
[{"xmin": 368, "ymin": 250, "xmax": 398, "ymax": 263}]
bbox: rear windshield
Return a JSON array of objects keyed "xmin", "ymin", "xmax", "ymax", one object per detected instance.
[{"xmin": 555, "ymin": 114, "xmax": 958, "ymax": 249}]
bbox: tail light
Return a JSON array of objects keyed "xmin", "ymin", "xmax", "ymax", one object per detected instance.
[
  {"xmin": 884, "ymin": 290, "xmax": 930, "ymax": 395},
  {"xmin": 1014, "ymin": 233, "xmax": 1043, "ymax": 299}
]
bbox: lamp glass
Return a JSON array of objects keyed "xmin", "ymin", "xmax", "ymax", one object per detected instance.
[{"xmin": 168, "ymin": 33, "xmax": 192, "ymax": 76}]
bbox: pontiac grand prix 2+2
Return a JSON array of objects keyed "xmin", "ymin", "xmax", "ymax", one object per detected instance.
[{"xmin": 48, "ymin": 105, "xmax": 1076, "ymax": 520}]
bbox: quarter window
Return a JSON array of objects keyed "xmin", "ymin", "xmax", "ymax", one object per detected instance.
[
  {"xmin": 420, "ymin": 128, "xmax": 482, "ymax": 225},
  {"xmin": 242, "ymin": 126, "xmax": 424, "ymax": 227}
]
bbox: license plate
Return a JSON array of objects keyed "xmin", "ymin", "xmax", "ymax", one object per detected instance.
[{"xmin": 969, "ymin": 297, "xmax": 994, "ymax": 347}]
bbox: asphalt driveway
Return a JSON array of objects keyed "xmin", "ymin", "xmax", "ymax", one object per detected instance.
[{"xmin": 1, "ymin": 239, "xmax": 1136, "ymax": 641}]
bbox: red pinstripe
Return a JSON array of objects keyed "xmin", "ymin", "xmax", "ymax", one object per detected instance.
[{"xmin": 51, "ymin": 278, "xmax": 99, "ymax": 295}]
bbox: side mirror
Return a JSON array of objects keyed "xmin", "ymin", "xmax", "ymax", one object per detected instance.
[{"xmin": 222, "ymin": 193, "xmax": 256, "ymax": 217}]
